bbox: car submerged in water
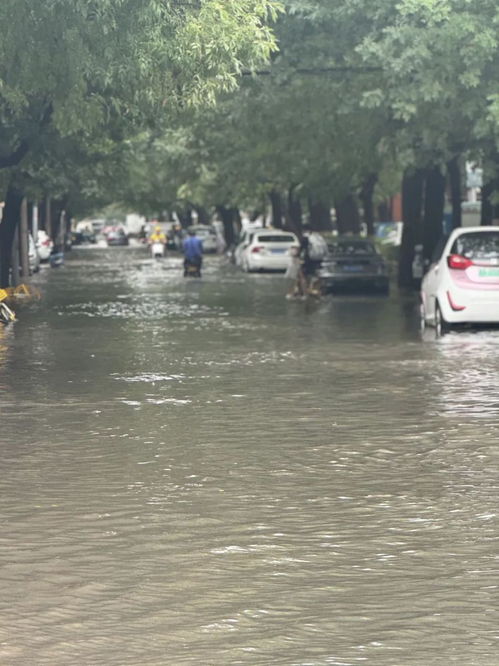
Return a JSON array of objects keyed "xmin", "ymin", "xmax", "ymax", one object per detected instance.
[
  {"xmin": 421, "ymin": 226, "xmax": 499, "ymax": 335},
  {"xmin": 318, "ymin": 238, "xmax": 389, "ymax": 294}
]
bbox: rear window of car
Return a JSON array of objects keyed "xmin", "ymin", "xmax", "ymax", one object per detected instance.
[
  {"xmin": 328, "ymin": 242, "xmax": 376, "ymax": 256},
  {"xmin": 257, "ymin": 235, "xmax": 295, "ymax": 243},
  {"xmin": 451, "ymin": 232, "xmax": 499, "ymax": 259}
]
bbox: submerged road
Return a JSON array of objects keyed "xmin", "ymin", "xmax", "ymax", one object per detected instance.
[{"xmin": 1, "ymin": 247, "xmax": 499, "ymax": 665}]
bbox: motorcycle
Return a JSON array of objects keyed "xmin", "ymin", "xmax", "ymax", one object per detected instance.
[
  {"xmin": 151, "ymin": 242, "xmax": 165, "ymax": 259},
  {"xmin": 183, "ymin": 258, "xmax": 202, "ymax": 278},
  {"xmin": 49, "ymin": 251, "xmax": 64, "ymax": 268}
]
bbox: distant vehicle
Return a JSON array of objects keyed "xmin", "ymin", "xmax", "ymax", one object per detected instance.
[
  {"xmin": 71, "ymin": 230, "xmax": 97, "ymax": 245},
  {"xmin": 318, "ymin": 238, "xmax": 389, "ymax": 294},
  {"xmin": 89, "ymin": 219, "xmax": 106, "ymax": 236},
  {"xmin": 106, "ymin": 227, "xmax": 129, "ymax": 246},
  {"xmin": 421, "ymin": 226, "xmax": 499, "ymax": 335},
  {"xmin": 28, "ymin": 234, "xmax": 40, "ymax": 274},
  {"xmin": 187, "ymin": 225, "xmax": 218, "ymax": 253},
  {"xmin": 36, "ymin": 230, "xmax": 53, "ymax": 262},
  {"xmin": 239, "ymin": 230, "xmax": 299, "ymax": 273}
]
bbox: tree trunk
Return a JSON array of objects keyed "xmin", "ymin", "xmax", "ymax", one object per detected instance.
[
  {"xmin": 377, "ymin": 200, "xmax": 391, "ymax": 222},
  {"xmin": 360, "ymin": 174, "xmax": 377, "ymax": 236},
  {"xmin": 64, "ymin": 209, "xmax": 72, "ymax": 250},
  {"xmin": 447, "ymin": 156, "xmax": 462, "ymax": 229},
  {"xmin": 10, "ymin": 227, "xmax": 20, "ymax": 287},
  {"xmin": 335, "ymin": 194, "xmax": 361, "ymax": 235},
  {"xmin": 51, "ymin": 200, "xmax": 66, "ymax": 247},
  {"xmin": 308, "ymin": 199, "xmax": 332, "ymax": 231},
  {"xmin": 398, "ymin": 168, "xmax": 424, "ymax": 288},
  {"xmin": 422, "ymin": 165, "xmax": 446, "ymax": 262},
  {"xmin": 0, "ymin": 183, "xmax": 24, "ymax": 287},
  {"xmin": 269, "ymin": 190, "xmax": 283, "ymax": 229},
  {"xmin": 481, "ymin": 181, "xmax": 494, "ymax": 226},
  {"xmin": 216, "ymin": 206, "xmax": 237, "ymax": 247},
  {"xmin": 19, "ymin": 197, "xmax": 30, "ymax": 279},
  {"xmin": 196, "ymin": 206, "xmax": 210, "ymax": 225},
  {"xmin": 176, "ymin": 207, "xmax": 193, "ymax": 228},
  {"xmin": 45, "ymin": 197, "xmax": 52, "ymax": 239},
  {"xmin": 285, "ymin": 187, "xmax": 303, "ymax": 236}
]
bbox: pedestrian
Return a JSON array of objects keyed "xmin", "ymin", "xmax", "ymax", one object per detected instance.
[
  {"xmin": 285, "ymin": 246, "xmax": 305, "ymax": 299},
  {"xmin": 299, "ymin": 227, "xmax": 328, "ymax": 295}
]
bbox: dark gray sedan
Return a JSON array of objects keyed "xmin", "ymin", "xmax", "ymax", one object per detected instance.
[{"xmin": 318, "ymin": 238, "xmax": 389, "ymax": 294}]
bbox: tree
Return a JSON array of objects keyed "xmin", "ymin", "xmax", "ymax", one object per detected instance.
[{"xmin": 0, "ymin": 0, "xmax": 281, "ymax": 284}]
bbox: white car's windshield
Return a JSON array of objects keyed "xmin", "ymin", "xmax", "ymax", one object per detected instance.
[
  {"xmin": 257, "ymin": 235, "xmax": 295, "ymax": 243},
  {"xmin": 452, "ymin": 232, "xmax": 499, "ymax": 259}
]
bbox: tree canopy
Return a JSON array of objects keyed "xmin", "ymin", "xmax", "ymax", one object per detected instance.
[{"xmin": 5, "ymin": 0, "xmax": 499, "ymax": 286}]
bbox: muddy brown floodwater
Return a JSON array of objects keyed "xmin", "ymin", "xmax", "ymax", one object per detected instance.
[{"xmin": 1, "ymin": 247, "xmax": 499, "ymax": 665}]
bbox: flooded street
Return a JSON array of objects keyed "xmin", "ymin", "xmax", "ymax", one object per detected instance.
[{"xmin": 2, "ymin": 247, "xmax": 499, "ymax": 665}]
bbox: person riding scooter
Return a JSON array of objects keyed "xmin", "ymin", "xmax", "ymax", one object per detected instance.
[
  {"xmin": 149, "ymin": 225, "xmax": 166, "ymax": 258},
  {"xmin": 182, "ymin": 227, "xmax": 203, "ymax": 277}
]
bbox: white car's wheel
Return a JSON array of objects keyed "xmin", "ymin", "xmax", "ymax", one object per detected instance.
[
  {"xmin": 435, "ymin": 301, "xmax": 450, "ymax": 337},
  {"xmin": 419, "ymin": 300, "xmax": 427, "ymax": 332}
]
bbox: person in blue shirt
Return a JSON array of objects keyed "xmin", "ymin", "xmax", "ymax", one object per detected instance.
[{"xmin": 182, "ymin": 227, "xmax": 203, "ymax": 277}]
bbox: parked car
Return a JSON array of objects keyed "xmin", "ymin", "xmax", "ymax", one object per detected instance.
[
  {"xmin": 106, "ymin": 227, "xmax": 129, "ymax": 246},
  {"xmin": 71, "ymin": 230, "xmax": 97, "ymax": 245},
  {"xmin": 239, "ymin": 230, "xmax": 299, "ymax": 272},
  {"xmin": 187, "ymin": 225, "xmax": 218, "ymax": 253},
  {"xmin": 233, "ymin": 229, "xmax": 254, "ymax": 266},
  {"xmin": 36, "ymin": 230, "xmax": 53, "ymax": 262},
  {"xmin": 318, "ymin": 238, "xmax": 389, "ymax": 294},
  {"xmin": 421, "ymin": 226, "xmax": 499, "ymax": 335},
  {"xmin": 28, "ymin": 234, "xmax": 41, "ymax": 274}
]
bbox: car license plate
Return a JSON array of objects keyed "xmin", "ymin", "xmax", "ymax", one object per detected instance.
[
  {"xmin": 271, "ymin": 248, "xmax": 286, "ymax": 254},
  {"xmin": 343, "ymin": 264, "xmax": 363, "ymax": 272},
  {"xmin": 479, "ymin": 267, "xmax": 499, "ymax": 277}
]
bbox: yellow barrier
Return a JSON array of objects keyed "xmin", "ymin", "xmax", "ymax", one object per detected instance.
[{"xmin": 3, "ymin": 284, "xmax": 42, "ymax": 302}]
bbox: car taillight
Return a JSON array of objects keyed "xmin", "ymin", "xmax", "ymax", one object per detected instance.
[
  {"xmin": 251, "ymin": 246, "xmax": 264, "ymax": 253},
  {"xmin": 447, "ymin": 254, "xmax": 473, "ymax": 270}
]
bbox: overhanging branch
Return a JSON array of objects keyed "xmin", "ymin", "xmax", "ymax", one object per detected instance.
[
  {"xmin": 0, "ymin": 102, "xmax": 53, "ymax": 170},
  {"xmin": 242, "ymin": 66, "xmax": 382, "ymax": 77}
]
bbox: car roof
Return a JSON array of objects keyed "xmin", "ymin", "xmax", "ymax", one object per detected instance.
[
  {"xmin": 447, "ymin": 226, "xmax": 499, "ymax": 242},
  {"xmin": 451, "ymin": 226, "xmax": 499, "ymax": 233},
  {"xmin": 255, "ymin": 229, "xmax": 296, "ymax": 236}
]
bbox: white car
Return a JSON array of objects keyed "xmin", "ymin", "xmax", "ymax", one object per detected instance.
[
  {"xmin": 421, "ymin": 226, "xmax": 499, "ymax": 335},
  {"xmin": 239, "ymin": 230, "xmax": 299, "ymax": 272},
  {"xmin": 188, "ymin": 225, "xmax": 218, "ymax": 253},
  {"xmin": 233, "ymin": 228, "xmax": 255, "ymax": 266},
  {"xmin": 36, "ymin": 230, "xmax": 53, "ymax": 261}
]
